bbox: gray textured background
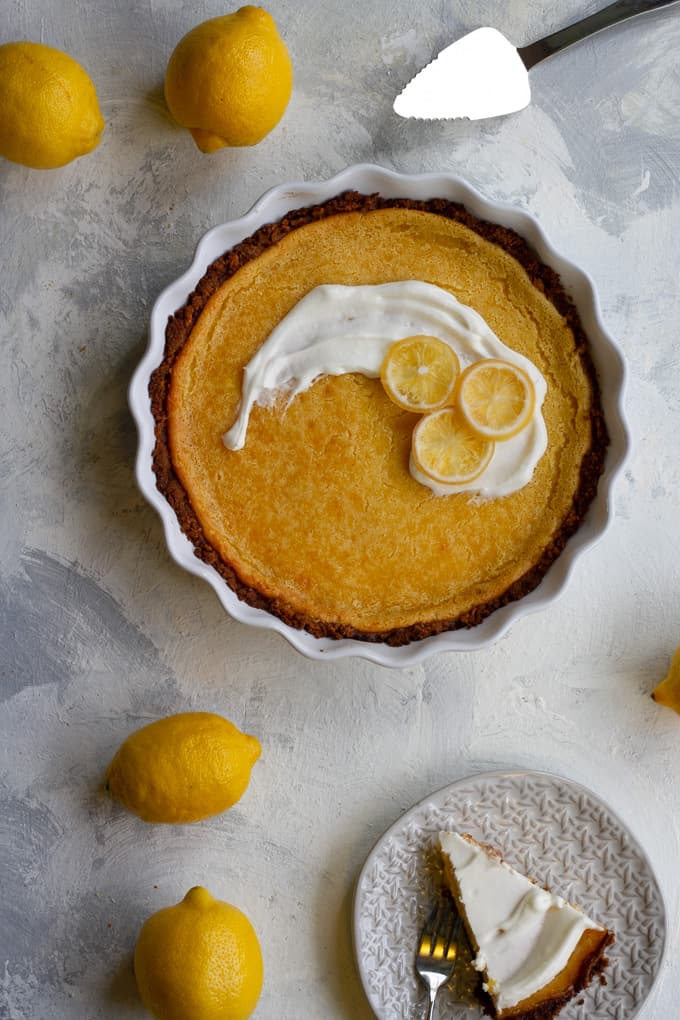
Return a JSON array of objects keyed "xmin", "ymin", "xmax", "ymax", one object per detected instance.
[{"xmin": 1, "ymin": 2, "xmax": 679, "ymax": 1018}]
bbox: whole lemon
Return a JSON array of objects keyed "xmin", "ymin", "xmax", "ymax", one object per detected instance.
[
  {"xmin": 105, "ymin": 712, "xmax": 261, "ymax": 823},
  {"xmin": 652, "ymin": 645, "xmax": 680, "ymax": 715},
  {"xmin": 0, "ymin": 41, "xmax": 104, "ymax": 169},
  {"xmin": 135, "ymin": 886, "xmax": 263, "ymax": 1020},
  {"xmin": 164, "ymin": 6, "xmax": 293, "ymax": 151}
]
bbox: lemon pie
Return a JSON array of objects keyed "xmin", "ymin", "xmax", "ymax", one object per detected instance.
[
  {"xmin": 150, "ymin": 192, "xmax": 608, "ymax": 643},
  {"xmin": 439, "ymin": 831, "xmax": 614, "ymax": 1019}
]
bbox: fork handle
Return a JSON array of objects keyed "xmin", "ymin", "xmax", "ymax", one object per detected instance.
[
  {"xmin": 424, "ymin": 987, "xmax": 438, "ymax": 1020},
  {"xmin": 518, "ymin": 0, "xmax": 680, "ymax": 69}
]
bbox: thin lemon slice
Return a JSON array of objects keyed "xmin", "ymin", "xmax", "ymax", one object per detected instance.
[
  {"xmin": 457, "ymin": 358, "xmax": 535, "ymax": 441},
  {"xmin": 412, "ymin": 408, "xmax": 494, "ymax": 485},
  {"xmin": 381, "ymin": 335, "xmax": 460, "ymax": 413}
]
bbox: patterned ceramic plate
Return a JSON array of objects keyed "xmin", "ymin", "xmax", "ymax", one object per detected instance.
[{"xmin": 353, "ymin": 770, "xmax": 666, "ymax": 1020}]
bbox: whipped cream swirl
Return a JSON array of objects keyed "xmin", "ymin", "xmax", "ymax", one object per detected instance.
[{"xmin": 222, "ymin": 281, "xmax": 547, "ymax": 498}]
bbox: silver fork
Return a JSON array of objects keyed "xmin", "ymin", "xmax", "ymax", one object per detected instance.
[{"xmin": 414, "ymin": 899, "xmax": 462, "ymax": 1020}]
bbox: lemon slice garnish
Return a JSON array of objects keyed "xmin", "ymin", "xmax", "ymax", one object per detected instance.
[
  {"xmin": 412, "ymin": 407, "xmax": 494, "ymax": 485},
  {"xmin": 381, "ymin": 335, "xmax": 460, "ymax": 413},
  {"xmin": 457, "ymin": 358, "xmax": 535, "ymax": 441}
]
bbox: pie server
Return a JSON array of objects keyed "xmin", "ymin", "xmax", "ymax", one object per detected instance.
[{"xmin": 394, "ymin": 0, "xmax": 680, "ymax": 121}]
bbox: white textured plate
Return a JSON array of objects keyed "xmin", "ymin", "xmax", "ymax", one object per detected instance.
[
  {"xmin": 129, "ymin": 164, "xmax": 629, "ymax": 666},
  {"xmin": 353, "ymin": 770, "xmax": 666, "ymax": 1020}
]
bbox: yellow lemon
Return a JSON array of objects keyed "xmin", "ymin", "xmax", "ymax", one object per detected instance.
[
  {"xmin": 652, "ymin": 646, "xmax": 680, "ymax": 715},
  {"xmin": 135, "ymin": 886, "xmax": 263, "ymax": 1020},
  {"xmin": 105, "ymin": 712, "xmax": 261, "ymax": 823},
  {"xmin": 0, "ymin": 41, "xmax": 104, "ymax": 169},
  {"xmin": 164, "ymin": 6, "xmax": 293, "ymax": 151}
]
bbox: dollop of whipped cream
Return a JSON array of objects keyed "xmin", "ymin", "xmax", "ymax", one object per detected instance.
[{"xmin": 222, "ymin": 282, "xmax": 547, "ymax": 498}]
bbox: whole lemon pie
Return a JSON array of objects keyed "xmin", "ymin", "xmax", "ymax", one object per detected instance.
[{"xmin": 150, "ymin": 192, "xmax": 608, "ymax": 644}]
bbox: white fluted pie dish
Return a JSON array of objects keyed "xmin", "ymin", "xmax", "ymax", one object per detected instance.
[{"xmin": 129, "ymin": 164, "xmax": 629, "ymax": 666}]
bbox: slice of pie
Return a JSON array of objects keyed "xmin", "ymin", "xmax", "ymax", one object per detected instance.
[{"xmin": 438, "ymin": 831, "xmax": 614, "ymax": 1019}]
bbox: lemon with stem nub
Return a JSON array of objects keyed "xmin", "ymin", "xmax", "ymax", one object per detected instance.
[
  {"xmin": 652, "ymin": 646, "xmax": 680, "ymax": 716},
  {"xmin": 134, "ymin": 886, "xmax": 263, "ymax": 1020},
  {"xmin": 105, "ymin": 712, "xmax": 261, "ymax": 823},
  {"xmin": 164, "ymin": 6, "xmax": 293, "ymax": 151},
  {"xmin": 0, "ymin": 41, "xmax": 104, "ymax": 169}
]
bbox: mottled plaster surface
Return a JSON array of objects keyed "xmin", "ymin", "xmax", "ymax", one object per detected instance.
[{"xmin": 1, "ymin": 2, "xmax": 680, "ymax": 1018}]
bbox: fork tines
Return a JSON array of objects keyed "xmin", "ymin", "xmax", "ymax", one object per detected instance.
[{"xmin": 417, "ymin": 899, "xmax": 461, "ymax": 963}]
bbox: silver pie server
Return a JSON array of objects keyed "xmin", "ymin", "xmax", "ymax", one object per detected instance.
[{"xmin": 394, "ymin": 0, "xmax": 680, "ymax": 121}]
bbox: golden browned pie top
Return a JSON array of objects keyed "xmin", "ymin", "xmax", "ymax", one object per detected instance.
[{"xmin": 150, "ymin": 193, "xmax": 608, "ymax": 644}]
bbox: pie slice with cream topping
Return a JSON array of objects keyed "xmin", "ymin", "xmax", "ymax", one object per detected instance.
[{"xmin": 439, "ymin": 831, "xmax": 614, "ymax": 1019}]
